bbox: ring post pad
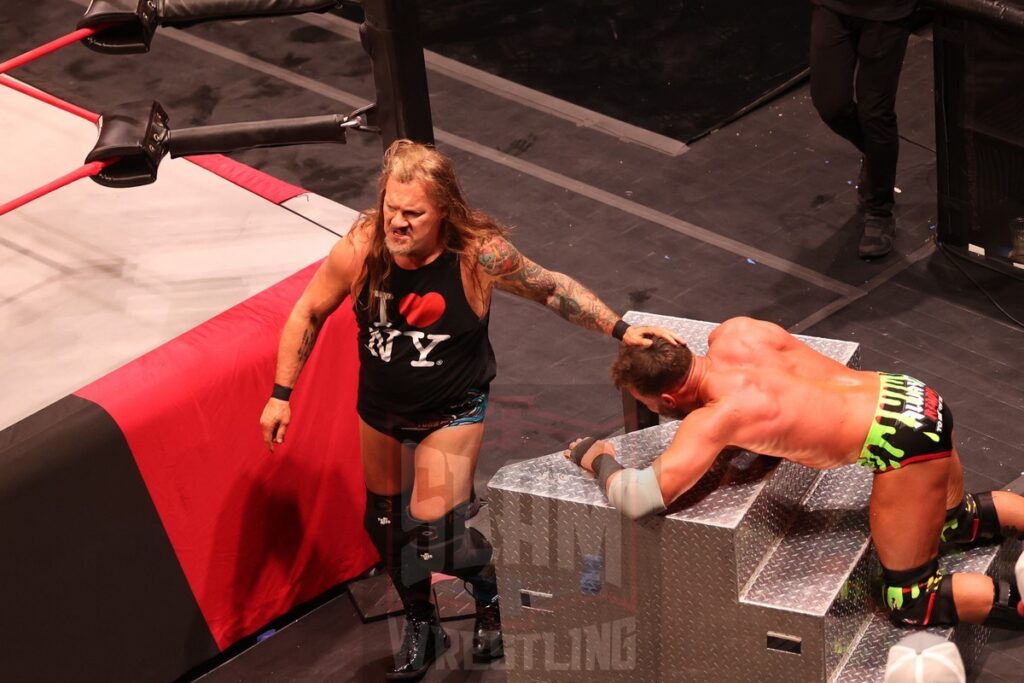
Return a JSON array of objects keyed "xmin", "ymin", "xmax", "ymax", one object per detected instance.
[
  {"xmin": 78, "ymin": 0, "xmax": 160, "ymax": 54},
  {"xmin": 86, "ymin": 101, "xmax": 170, "ymax": 188}
]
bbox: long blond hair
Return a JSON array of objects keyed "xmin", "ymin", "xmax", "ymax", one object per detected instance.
[{"xmin": 361, "ymin": 139, "xmax": 508, "ymax": 313}]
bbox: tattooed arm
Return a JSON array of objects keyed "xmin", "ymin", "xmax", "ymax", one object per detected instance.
[
  {"xmin": 260, "ymin": 221, "xmax": 368, "ymax": 452},
  {"xmin": 477, "ymin": 235, "xmax": 622, "ymax": 335},
  {"xmin": 477, "ymin": 235, "xmax": 684, "ymax": 347}
]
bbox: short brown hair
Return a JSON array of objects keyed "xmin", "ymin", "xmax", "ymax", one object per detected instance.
[{"xmin": 611, "ymin": 337, "xmax": 692, "ymax": 396}]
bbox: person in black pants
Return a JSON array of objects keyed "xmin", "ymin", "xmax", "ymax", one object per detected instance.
[{"xmin": 810, "ymin": 0, "xmax": 916, "ymax": 258}]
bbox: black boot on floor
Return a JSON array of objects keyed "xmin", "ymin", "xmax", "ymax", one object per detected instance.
[
  {"xmin": 472, "ymin": 595, "xmax": 504, "ymax": 663},
  {"xmin": 858, "ymin": 214, "xmax": 895, "ymax": 259},
  {"xmin": 386, "ymin": 604, "xmax": 449, "ymax": 681}
]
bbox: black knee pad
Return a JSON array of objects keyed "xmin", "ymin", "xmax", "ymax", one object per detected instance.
[
  {"xmin": 983, "ymin": 579, "xmax": 1024, "ymax": 630},
  {"xmin": 364, "ymin": 490, "xmax": 407, "ymax": 558},
  {"xmin": 365, "ymin": 490, "xmax": 434, "ymax": 606},
  {"xmin": 407, "ymin": 501, "xmax": 493, "ymax": 580},
  {"xmin": 882, "ymin": 559, "xmax": 958, "ymax": 627},
  {"xmin": 942, "ymin": 492, "xmax": 1002, "ymax": 545}
]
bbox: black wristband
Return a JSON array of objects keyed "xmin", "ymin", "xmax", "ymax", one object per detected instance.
[
  {"xmin": 271, "ymin": 383, "xmax": 293, "ymax": 401},
  {"xmin": 593, "ymin": 453, "xmax": 625, "ymax": 491},
  {"xmin": 612, "ymin": 319, "xmax": 630, "ymax": 341}
]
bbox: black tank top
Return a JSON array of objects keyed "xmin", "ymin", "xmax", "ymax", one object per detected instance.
[{"xmin": 354, "ymin": 250, "xmax": 496, "ymax": 416}]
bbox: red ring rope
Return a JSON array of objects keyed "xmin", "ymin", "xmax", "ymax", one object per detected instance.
[
  {"xmin": 0, "ymin": 28, "xmax": 98, "ymax": 77},
  {"xmin": 0, "ymin": 158, "xmax": 117, "ymax": 218},
  {"xmin": 0, "ymin": 75, "xmax": 99, "ymax": 123},
  {"xmin": 0, "ymin": 29, "xmax": 120, "ymax": 218}
]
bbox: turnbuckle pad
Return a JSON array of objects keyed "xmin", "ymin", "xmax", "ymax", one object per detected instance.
[
  {"xmin": 86, "ymin": 100, "xmax": 169, "ymax": 187},
  {"xmin": 78, "ymin": 0, "xmax": 160, "ymax": 54}
]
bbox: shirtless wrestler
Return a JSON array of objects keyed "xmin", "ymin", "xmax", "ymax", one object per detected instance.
[{"xmin": 568, "ymin": 316, "xmax": 1024, "ymax": 629}]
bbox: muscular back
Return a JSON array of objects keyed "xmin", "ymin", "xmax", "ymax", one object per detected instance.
[
  {"xmin": 706, "ymin": 317, "xmax": 854, "ymax": 380},
  {"xmin": 697, "ymin": 318, "xmax": 879, "ymax": 469}
]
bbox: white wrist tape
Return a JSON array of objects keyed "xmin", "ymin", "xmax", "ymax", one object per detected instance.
[{"xmin": 606, "ymin": 467, "xmax": 666, "ymax": 520}]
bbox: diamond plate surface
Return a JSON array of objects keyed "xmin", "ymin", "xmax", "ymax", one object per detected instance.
[
  {"xmin": 346, "ymin": 571, "xmax": 478, "ymax": 623},
  {"xmin": 744, "ymin": 465, "xmax": 873, "ymax": 615},
  {"xmin": 347, "ymin": 571, "xmax": 405, "ymax": 622},
  {"xmin": 490, "ymin": 426, "xmax": 817, "ymax": 534},
  {"xmin": 734, "ymin": 460, "xmax": 820, "ymax": 592},
  {"xmin": 434, "ymin": 577, "xmax": 477, "ymax": 621},
  {"xmin": 490, "ymin": 317, "xmax": 1024, "ymax": 682},
  {"xmin": 490, "ymin": 317, "xmax": 864, "ymax": 681},
  {"xmin": 622, "ymin": 312, "xmax": 861, "ymax": 368},
  {"xmin": 824, "ymin": 547, "xmax": 878, "ymax": 678},
  {"xmin": 831, "ymin": 540, "xmax": 1016, "ymax": 683},
  {"xmin": 488, "ymin": 488, "xmax": 660, "ymax": 682}
]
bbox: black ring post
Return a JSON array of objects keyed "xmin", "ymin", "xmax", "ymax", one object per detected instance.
[{"xmin": 360, "ymin": 0, "xmax": 434, "ymax": 147}]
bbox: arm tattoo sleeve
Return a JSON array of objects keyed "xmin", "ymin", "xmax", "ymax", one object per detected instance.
[
  {"xmin": 546, "ymin": 272, "xmax": 618, "ymax": 332},
  {"xmin": 478, "ymin": 237, "xmax": 526, "ymax": 277},
  {"xmin": 482, "ymin": 237, "xmax": 619, "ymax": 333}
]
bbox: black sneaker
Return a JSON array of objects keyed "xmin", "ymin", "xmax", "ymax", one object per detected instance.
[
  {"xmin": 386, "ymin": 607, "xmax": 450, "ymax": 681},
  {"xmin": 858, "ymin": 214, "xmax": 895, "ymax": 259},
  {"xmin": 471, "ymin": 596, "xmax": 504, "ymax": 663}
]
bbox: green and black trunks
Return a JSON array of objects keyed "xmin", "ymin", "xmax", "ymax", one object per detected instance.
[{"xmin": 857, "ymin": 373, "xmax": 954, "ymax": 473}]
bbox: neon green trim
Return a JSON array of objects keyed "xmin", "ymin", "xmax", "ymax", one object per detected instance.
[
  {"xmin": 858, "ymin": 374, "xmax": 931, "ymax": 471},
  {"xmin": 885, "ymin": 582, "xmax": 921, "ymax": 611}
]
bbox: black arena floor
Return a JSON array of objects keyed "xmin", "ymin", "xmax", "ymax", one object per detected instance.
[{"xmin": 4, "ymin": 3, "xmax": 1024, "ymax": 681}]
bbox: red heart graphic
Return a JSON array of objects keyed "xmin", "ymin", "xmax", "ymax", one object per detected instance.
[{"xmin": 399, "ymin": 292, "xmax": 446, "ymax": 328}]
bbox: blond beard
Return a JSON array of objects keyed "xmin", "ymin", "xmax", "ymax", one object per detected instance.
[{"xmin": 384, "ymin": 235, "xmax": 414, "ymax": 257}]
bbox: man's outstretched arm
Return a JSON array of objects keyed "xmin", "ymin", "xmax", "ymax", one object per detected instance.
[
  {"xmin": 568, "ymin": 407, "xmax": 732, "ymax": 519},
  {"xmin": 478, "ymin": 235, "xmax": 681, "ymax": 347}
]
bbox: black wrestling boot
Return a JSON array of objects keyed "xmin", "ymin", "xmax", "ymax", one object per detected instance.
[
  {"xmin": 471, "ymin": 595, "xmax": 504, "ymax": 663},
  {"xmin": 386, "ymin": 604, "xmax": 450, "ymax": 681}
]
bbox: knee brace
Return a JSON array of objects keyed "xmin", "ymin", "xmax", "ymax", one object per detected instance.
[
  {"xmin": 407, "ymin": 501, "xmax": 493, "ymax": 581},
  {"xmin": 983, "ymin": 579, "xmax": 1024, "ymax": 630},
  {"xmin": 942, "ymin": 492, "xmax": 1002, "ymax": 545},
  {"xmin": 882, "ymin": 559, "xmax": 958, "ymax": 627}
]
